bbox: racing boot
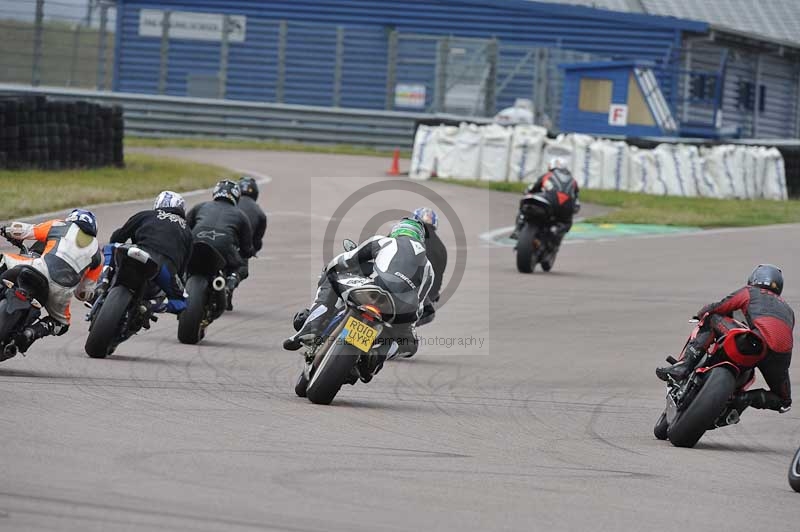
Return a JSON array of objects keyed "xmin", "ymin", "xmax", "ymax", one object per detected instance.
[
  {"xmin": 12, "ymin": 319, "xmax": 56, "ymax": 354},
  {"xmin": 509, "ymin": 214, "xmax": 525, "ymax": 240},
  {"xmin": 282, "ymin": 304, "xmax": 333, "ymax": 351},
  {"xmin": 656, "ymin": 342, "xmax": 703, "ymax": 382},
  {"xmin": 225, "ymin": 273, "xmax": 240, "ymax": 311}
]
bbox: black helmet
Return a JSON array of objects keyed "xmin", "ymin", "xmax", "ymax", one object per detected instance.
[
  {"xmin": 239, "ymin": 176, "xmax": 259, "ymax": 200},
  {"xmin": 747, "ymin": 264, "xmax": 783, "ymax": 295},
  {"xmin": 212, "ymin": 179, "xmax": 241, "ymax": 205}
]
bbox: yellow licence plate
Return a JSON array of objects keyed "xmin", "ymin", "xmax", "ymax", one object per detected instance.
[{"xmin": 341, "ymin": 316, "xmax": 378, "ymax": 353}]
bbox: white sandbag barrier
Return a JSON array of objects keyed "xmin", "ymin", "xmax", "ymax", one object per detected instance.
[
  {"xmin": 409, "ymin": 124, "xmax": 437, "ymax": 180},
  {"xmin": 507, "ymin": 125, "xmax": 547, "ymax": 182},
  {"xmin": 480, "ymin": 124, "xmax": 512, "ymax": 182},
  {"xmin": 410, "ymin": 123, "xmax": 788, "ymax": 200}
]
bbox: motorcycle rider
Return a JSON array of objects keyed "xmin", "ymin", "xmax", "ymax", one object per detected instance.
[
  {"xmin": 100, "ymin": 191, "xmax": 194, "ymax": 314},
  {"xmin": 413, "ymin": 207, "xmax": 446, "ymax": 326},
  {"xmin": 231, "ymin": 175, "xmax": 268, "ymax": 310},
  {"xmin": 509, "ymin": 157, "xmax": 581, "ymax": 251},
  {"xmin": 656, "ymin": 264, "xmax": 794, "ymax": 414},
  {"xmin": 283, "ymin": 218, "xmax": 434, "ymax": 366},
  {"xmin": 186, "ymin": 180, "xmax": 255, "ymax": 304},
  {"xmin": 0, "ymin": 209, "xmax": 102, "ymax": 357}
]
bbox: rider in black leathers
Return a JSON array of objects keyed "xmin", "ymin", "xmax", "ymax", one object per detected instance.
[
  {"xmin": 413, "ymin": 207, "xmax": 446, "ymax": 326},
  {"xmin": 510, "ymin": 159, "xmax": 580, "ymax": 246},
  {"xmin": 283, "ymin": 218, "xmax": 434, "ymax": 366},
  {"xmin": 186, "ymin": 180, "xmax": 255, "ymax": 302},
  {"xmin": 101, "ymin": 191, "xmax": 194, "ymax": 314},
  {"xmin": 232, "ymin": 176, "xmax": 267, "ymax": 310}
]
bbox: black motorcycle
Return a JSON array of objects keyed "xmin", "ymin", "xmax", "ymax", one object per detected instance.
[
  {"xmin": 293, "ymin": 239, "xmax": 403, "ymax": 405},
  {"xmin": 177, "ymin": 241, "xmax": 228, "ymax": 345},
  {"xmin": 84, "ymin": 244, "xmax": 161, "ymax": 358},
  {"xmin": 0, "ymin": 236, "xmax": 49, "ymax": 360},
  {"xmin": 789, "ymin": 446, "xmax": 800, "ymax": 492},
  {"xmin": 515, "ymin": 193, "xmax": 559, "ymax": 273}
]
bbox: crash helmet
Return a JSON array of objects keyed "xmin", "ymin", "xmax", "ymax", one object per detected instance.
[
  {"xmin": 154, "ymin": 190, "xmax": 186, "ymax": 215},
  {"xmin": 389, "ymin": 218, "xmax": 425, "ymax": 243},
  {"xmin": 212, "ymin": 179, "xmax": 241, "ymax": 205},
  {"xmin": 548, "ymin": 157, "xmax": 568, "ymax": 170},
  {"xmin": 238, "ymin": 175, "xmax": 259, "ymax": 200},
  {"xmin": 412, "ymin": 207, "xmax": 439, "ymax": 231},
  {"xmin": 747, "ymin": 264, "xmax": 784, "ymax": 295},
  {"xmin": 65, "ymin": 209, "xmax": 97, "ymax": 237}
]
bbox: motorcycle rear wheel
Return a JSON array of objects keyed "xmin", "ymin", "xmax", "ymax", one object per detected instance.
[
  {"xmin": 85, "ymin": 286, "xmax": 131, "ymax": 359},
  {"xmin": 306, "ymin": 334, "xmax": 359, "ymax": 406},
  {"xmin": 667, "ymin": 367, "xmax": 736, "ymax": 448},
  {"xmin": 788, "ymin": 446, "xmax": 800, "ymax": 493},
  {"xmin": 0, "ymin": 300, "xmax": 19, "ymax": 343},
  {"xmin": 178, "ymin": 276, "xmax": 208, "ymax": 345}
]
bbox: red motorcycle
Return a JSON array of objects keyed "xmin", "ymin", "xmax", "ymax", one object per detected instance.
[{"xmin": 654, "ymin": 315, "xmax": 766, "ymax": 448}]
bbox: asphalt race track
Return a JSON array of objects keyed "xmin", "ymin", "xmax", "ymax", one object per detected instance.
[{"xmin": 1, "ymin": 149, "xmax": 798, "ymax": 531}]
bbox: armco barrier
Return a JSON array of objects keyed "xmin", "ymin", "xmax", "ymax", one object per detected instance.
[{"xmin": 0, "ymin": 84, "xmax": 484, "ymax": 151}]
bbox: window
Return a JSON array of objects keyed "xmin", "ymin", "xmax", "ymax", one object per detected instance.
[
  {"xmin": 578, "ymin": 78, "xmax": 612, "ymax": 113},
  {"xmin": 627, "ymin": 74, "xmax": 655, "ymax": 126},
  {"xmin": 688, "ymin": 73, "xmax": 716, "ymax": 101},
  {"xmin": 736, "ymin": 80, "xmax": 765, "ymax": 112}
]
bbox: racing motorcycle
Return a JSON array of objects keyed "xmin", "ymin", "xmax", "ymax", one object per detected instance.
[
  {"xmin": 789, "ymin": 446, "xmax": 800, "ymax": 492},
  {"xmin": 0, "ymin": 235, "xmax": 49, "ymax": 360},
  {"xmin": 654, "ymin": 315, "xmax": 766, "ymax": 448},
  {"xmin": 515, "ymin": 193, "xmax": 559, "ymax": 273},
  {"xmin": 177, "ymin": 241, "xmax": 227, "ymax": 345},
  {"xmin": 294, "ymin": 239, "xmax": 397, "ymax": 405},
  {"xmin": 84, "ymin": 244, "xmax": 161, "ymax": 358}
]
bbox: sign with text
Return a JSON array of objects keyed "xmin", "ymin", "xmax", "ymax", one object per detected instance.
[
  {"xmin": 394, "ymin": 84, "xmax": 427, "ymax": 109},
  {"xmin": 139, "ymin": 9, "xmax": 247, "ymax": 42},
  {"xmin": 608, "ymin": 104, "xmax": 628, "ymax": 126}
]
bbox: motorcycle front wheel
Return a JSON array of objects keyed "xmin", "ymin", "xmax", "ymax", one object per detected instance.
[{"xmin": 788, "ymin": 446, "xmax": 800, "ymax": 492}]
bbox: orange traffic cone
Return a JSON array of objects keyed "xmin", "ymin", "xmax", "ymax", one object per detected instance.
[{"xmin": 387, "ymin": 149, "xmax": 400, "ymax": 176}]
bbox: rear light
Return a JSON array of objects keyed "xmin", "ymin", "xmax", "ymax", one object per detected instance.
[
  {"xmin": 14, "ymin": 290, "xmax": 26, "ymax": 301},
  {"xmin": 361, "ymin": 304, "xmax": 382, "ymax": 321}
]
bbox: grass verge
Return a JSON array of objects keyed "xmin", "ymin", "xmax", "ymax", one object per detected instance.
[
  {"xmin": 1, "ymin": 153, "xmax": 234, "ymax": 220},
  {"xmin": 126, "ymin": 137, "xmax": 410, "ymax": 158},
  {"xmin": 439, "ymin": 178, "xmax": 800, "ymax": 228}
]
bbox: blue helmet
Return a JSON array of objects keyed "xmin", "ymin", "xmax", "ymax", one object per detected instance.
[
  {"xmin": 65, "ymin": 209, "xmax": 97, "ymax": 237},
  {"xmin": 412, "ymin": 207, "xmax": 438, "ymax": 231}
]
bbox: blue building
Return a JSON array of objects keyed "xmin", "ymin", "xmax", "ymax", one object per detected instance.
[{"xmin": 112, "ymin": 0, "xmax": 800, "ymax": 138}]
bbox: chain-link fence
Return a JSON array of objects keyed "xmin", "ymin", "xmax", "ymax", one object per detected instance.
[
  {"xmin": 0, "ymin": 0, "xmax": 115, "ymax": 90},
  {"xmin": 0, "ymin": 0, "xmax": 598, "ymax": 124}
]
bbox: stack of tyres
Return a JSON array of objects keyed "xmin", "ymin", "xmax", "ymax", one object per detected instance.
[{"xmin": 0, "ymin": 94, "xmax": 124, "ymax": 170}]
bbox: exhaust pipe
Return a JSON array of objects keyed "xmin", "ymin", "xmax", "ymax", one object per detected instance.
[{"xmin": 212, "ymin": 276, "xmax": 226, "ymax": 291}]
